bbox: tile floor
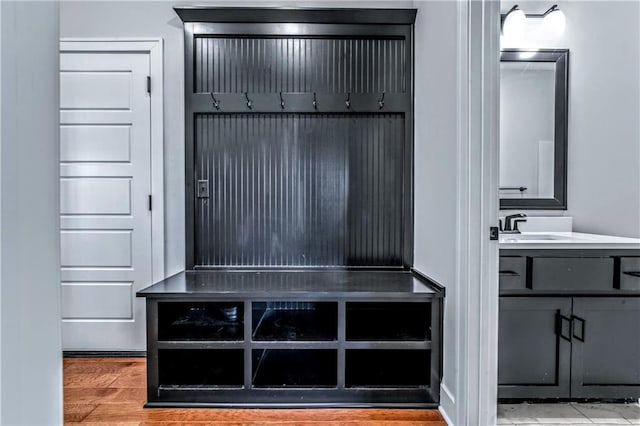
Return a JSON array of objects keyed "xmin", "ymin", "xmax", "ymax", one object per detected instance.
[{"xmin": 498, "ymin": 403, "xmax": 640, "ymax": 425}]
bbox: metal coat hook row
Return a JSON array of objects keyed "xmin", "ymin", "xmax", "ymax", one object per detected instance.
[
  {"xmin": 345, "ymin": 92, "xmax": 351, "ymax": 109},
  {"xmin": 279, "ymin": 92, "xmax": 285, "ymax": 110},
  {"xmin": 245, "ymin": 92, "xmax": 253, "ymax": 110},
  {"xmin": 210, "ymin": 93, "xmax": 220, "ymax": 110},
  {"xmin": 312, "ymin": 92, "xmax": 318, "ymax": 110},
  {"xmin": 378, "ymin": 92, "xmax": 385, "ymax": 110}
]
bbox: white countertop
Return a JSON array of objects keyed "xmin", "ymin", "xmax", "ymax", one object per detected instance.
[{"xmin": 499, "ymin": 232, "xmax": 640, "ymax": 250}]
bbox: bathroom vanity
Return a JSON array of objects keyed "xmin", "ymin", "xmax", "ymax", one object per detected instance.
[{"xmin": 499, "ymin": 232, "xmax": 640, "ymax": 400}]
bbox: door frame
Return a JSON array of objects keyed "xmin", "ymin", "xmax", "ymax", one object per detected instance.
[
  {"xmin": 59, "ymin": 38, "xmax": 165, "ymax": 283},
  {"xmin": 441, "ymin": 1, "xmax": 501, "ymax": 425}
]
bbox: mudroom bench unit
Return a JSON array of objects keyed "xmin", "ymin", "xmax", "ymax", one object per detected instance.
[
  {"xmin": 136, "ymin": 5, "xmax": 444, "ymax": 409},
  {"xmin": 137, "ymin": 270, "xmax": 443, "ymax": 408}
]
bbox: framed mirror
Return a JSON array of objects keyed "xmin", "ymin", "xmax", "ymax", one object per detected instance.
[{"xmin": 500, "ymin": 49, "xmax": 569, "ymax": 209}]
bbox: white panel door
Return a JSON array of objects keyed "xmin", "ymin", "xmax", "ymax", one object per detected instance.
[{"xmin": 60, "ymin": 52, "xmax": 152, "ymax": 351}]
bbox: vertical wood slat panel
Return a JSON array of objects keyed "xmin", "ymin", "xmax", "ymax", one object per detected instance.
[
  {"xmin": 194, "ymin": 114, "xmax": 405, "ymax": 268},
  {"xmin": 194, "ymin": 37, "xmax": 406, "ymax": 94}
]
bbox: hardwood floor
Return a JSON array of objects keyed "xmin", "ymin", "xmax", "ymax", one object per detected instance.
[{"xmin": 64, "ymin": 357, "xmax": 446, "ymax": 425}]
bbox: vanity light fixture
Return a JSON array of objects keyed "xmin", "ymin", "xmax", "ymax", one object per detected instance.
[
  {"xmin": 501, "ymin": 4, "xmax": 566, "ymax": 41},
  {"xmin": 501, "ymin": 5, "xmax": 527, "ymax": 42},
  {"xmin": 542, "ymin": 5, "xmax": 566, "ymax": 38}
]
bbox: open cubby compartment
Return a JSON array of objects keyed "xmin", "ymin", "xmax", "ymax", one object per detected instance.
[
  {"xmin": 252, "ymin": 349, "xmax": 337, "ymax": 388},
  {"xmin": 158, "ymin": 349, "xmax": 244, "ymax": 388},
  {"xmin": 346, "ymin": 302, "xmax": 431, "ymax": 341},
  {"xmin": 346, "ymin": 349, "xmax": 430, "ymax": 388},
  {"xmin": 252, "ymin": 301, "xmax": 337, "ymax": 341},
  {"xmin": 158, "ymin": 301, "xmax": 244, "ymax": 341}
]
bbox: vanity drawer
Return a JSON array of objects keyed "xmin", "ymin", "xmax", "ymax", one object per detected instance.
[
  {"xmin": 532, "ymin": 257, "xmax": 614, "ymax": 291},
  {"xmin": 499, "ymin": 256, "xmax": 527, "ymax": 290},
  {"xmin": 620, "ymin": 257, "xmax": 640, "ymax": 291}
]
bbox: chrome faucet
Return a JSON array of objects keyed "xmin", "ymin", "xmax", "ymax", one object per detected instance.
[{"xmin": 502, "ymin": 213, "xmax": 527, "ymax": 234}]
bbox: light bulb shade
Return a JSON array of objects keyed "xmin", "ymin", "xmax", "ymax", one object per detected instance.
[
  {"xmin": 502, "ymin": 8, "xmax": 527, "ymax": 42},
  {"xmin": 543, "ymin": 8, "xmax": 566, "ymax": 38}
]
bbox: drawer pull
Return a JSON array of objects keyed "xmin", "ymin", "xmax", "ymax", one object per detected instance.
[
  {"xmin": 623, "ymin": 271, "xmax": 640, "ymax": 278},
  {"xmin": 499, "ymin": 270, "xmax": 520, "ymax": 276},
  {"xmin": 571, "ymin": 315, "xmax": 586, "ymax": 342}
]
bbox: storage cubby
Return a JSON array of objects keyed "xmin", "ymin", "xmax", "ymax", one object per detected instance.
[
  {"xmin": 158, "ymin": 302, "xmax": 243, "ymax": 341},
  {"xmin": 252, "ymin": 302, "xmax": 337, "ymax": 341},
  {"xmin": 346, "ymin": 302, "xmax": 431, "ymax": 341},
  {"xmin": 345, "ymin": 349, "xmax": 431, "ymax": 388},
  {"xmin": 158, "ymin": 349, "xmax": 244, "ymax": 387},
  {"xmin": 252, "ymin": 349, "xmax": 337, "ymax": 388},
  {"xmin": 140, "ymin": 271, "xmax": 442, "ymax": 406}
]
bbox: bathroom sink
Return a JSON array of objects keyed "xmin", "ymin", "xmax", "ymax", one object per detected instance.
[
  {"xmin": 500, "ymin": 231, "xmax": 640, "ymax": 248},
  {"xmin": 500, "ymin": 233, "xmax": 573, "ymax": 242},
  {"xmin": 504, "ymin": 234, "xmax": 564, "ymax": 240}
]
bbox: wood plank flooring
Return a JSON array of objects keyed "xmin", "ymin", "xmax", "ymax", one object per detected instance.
[{"xmin": 64, "ymin": 357, "xmax": 446, "ymax": 425}]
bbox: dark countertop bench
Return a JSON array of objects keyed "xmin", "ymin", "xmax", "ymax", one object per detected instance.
[{"xmin": 137, "ymin": 269, "xmax": 444, "ymax": 300}]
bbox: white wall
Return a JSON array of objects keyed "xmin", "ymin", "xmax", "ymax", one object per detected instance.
[
  {"xmin": 60, "ymin": 0, "xmax": 413, "ymax": 278},
  {"xmin": 500, "ymin": 1, "xmax": 640, "ymax": 238},
  {"xmin": 1, "ymin": 2, "xmax": 63, "ymax": 424},
  {"xmin": 412, "ymin": 1, "xmax": 459, "ymax": 423}
]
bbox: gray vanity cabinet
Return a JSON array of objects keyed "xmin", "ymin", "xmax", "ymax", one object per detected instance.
[
  {"xmin": 499, "ymin": 250, "xmax": 640, "ymax": 400},
  {"xmin": 570, "ymin": 297, "xmax": 640, "ymax": 398},
  {"xmin": 498, "ymin": 297, "xmax": 572, "ymax": 398}
]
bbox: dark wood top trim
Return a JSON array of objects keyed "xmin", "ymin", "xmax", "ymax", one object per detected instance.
[{"xmin": 174, "ymin": 7, "xmax": 417, "ymax": 24}]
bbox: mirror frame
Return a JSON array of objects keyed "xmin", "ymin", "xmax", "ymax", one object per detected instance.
[{"xmin": 500, "ymin": 48, "xmax": 569, "ymax": 210}]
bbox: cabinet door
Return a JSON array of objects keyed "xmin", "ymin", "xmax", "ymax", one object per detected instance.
[
  {"xmin": 571, "ymin": 297, "xmax": 640, "ymax": 398},
  {"xmin": 498, "ymin": 297, "xmax": 572, "ymax": 398}
]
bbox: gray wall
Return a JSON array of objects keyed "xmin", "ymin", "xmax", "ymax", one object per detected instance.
[
  {"xmin": 500, "ymin": 1, "xmax": 640, "ymax": 238},
  {"xmin": 1, "ymin": 2, "xmax": 63, "ymax": 424},
  {"xmin": 412, "ymin": 0, "xmax": 459, "ymax": 422},
  {"xmin": 60, "ymin": 0, "xmax": 413, "ymax": 277}
]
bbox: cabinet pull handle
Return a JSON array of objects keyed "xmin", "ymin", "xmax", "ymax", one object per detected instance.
[
  {"xmin": 499, "ymin": 270, "xmax": 519, "ymax": 276},
  {"xmin": 556, "ymin": 311, "xmax": 572, "ymax": 342},
  {"xmin": 571, "ymin": 315, "xmax": 586, "ymax": 342},
  {"xmin": 623, "ymin": 271, "xmax": 640, "ymax": 278}
]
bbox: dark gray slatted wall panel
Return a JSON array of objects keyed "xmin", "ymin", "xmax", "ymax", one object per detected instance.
[
  {"xmin": 194, "ymin": 37, "xmax": 406, "ymax": 93},
  {"xmin": 194, "ymin": 113, "xmax": 404, "ymax": 268}
]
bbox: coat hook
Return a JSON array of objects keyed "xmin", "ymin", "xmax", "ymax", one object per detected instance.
[
  {"xmin": 345, "ymin": 92, "xmax": 351, "ymax": 109},
  {"xmin": 245, "ymin": 92, "xmax": 253, "ymax": 110},
  {"xmin": 279, "ymin": 91, "xmax": 285, "ymax": 110},
  {"xmin": 312, "ymin": 92, "xmax": 318, "ymax": 110},
  {"xmin": 210, "ymin": 92, "xmax": 220, "ymax": 110},
  {"xmin": 378, "ymin": 92, "xmax": 385, "ymax": 110}
]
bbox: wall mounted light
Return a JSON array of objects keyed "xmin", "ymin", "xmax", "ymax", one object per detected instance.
[
  {"xmin": 501, "ymin": 4, "xmax": 566, "ymax": 42},
  {"xmin": 501, "ymin": 5, "xmax": 527, "ymax": 42},
  {"xmin": 542, "ymin": 5, "xmax": 566, "ymax": 38}
]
